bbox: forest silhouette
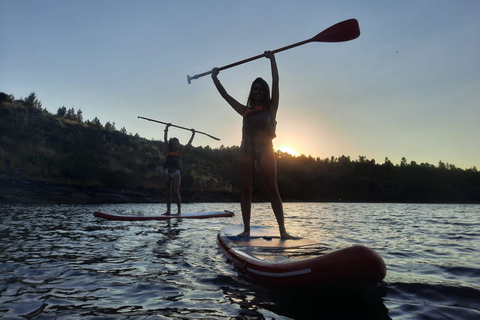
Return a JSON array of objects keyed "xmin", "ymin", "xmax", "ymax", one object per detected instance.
[{"xmin": 1, "ymin": 92, "xmax": 479, "ymax": 204}]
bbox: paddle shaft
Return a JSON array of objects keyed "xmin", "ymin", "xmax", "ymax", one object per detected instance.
[
  {"xmin": 187, "ymin": 19, "xmax": 359, "ymax": 83},
  {"xmin": 187, "ymin": 38, "xmax": 310, "ymax": 83},
  {"xmin": 138, "ymin": 116, "xmax": 220, "ymax": 141}
]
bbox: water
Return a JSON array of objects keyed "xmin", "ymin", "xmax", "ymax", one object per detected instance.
[{"xmin": 1, "ymin": 203, "xmax": 479, "ymax": 319}]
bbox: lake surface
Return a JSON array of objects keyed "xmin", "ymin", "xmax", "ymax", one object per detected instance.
[{"xmin": 1, "ymin": 202, "xmax": 479, "ymax": 319}]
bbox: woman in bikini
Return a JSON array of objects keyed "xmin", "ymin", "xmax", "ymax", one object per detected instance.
[
  {"xmin": 211, "ymin": 51, "xmax": 291, "ymax": 239},
  {"xmin": 163, "ymin": 124, "xmax": 195, "ymax": 215}
]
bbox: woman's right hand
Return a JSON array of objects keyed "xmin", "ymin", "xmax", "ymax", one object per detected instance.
[{"xmin": 211, "ymin": 67, "xmax": 219, "ymax": 79}]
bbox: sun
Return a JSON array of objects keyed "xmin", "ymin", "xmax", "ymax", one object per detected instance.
[{"xmin": 277, "ymin": 145, "xmax": 298, "ymax": 156}]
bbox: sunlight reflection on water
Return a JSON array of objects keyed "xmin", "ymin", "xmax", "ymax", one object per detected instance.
[{"xmin": 0, "ymin": 202, "xmax": 479, "ymax": 319}]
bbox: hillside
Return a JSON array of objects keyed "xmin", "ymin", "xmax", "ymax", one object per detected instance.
[{"xmin": 1, "ymin": 92, "xmax": 479, "ymax": 204}]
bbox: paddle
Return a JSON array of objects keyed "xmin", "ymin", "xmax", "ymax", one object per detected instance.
[
  {"xmin": 187, "ymin": 19, "xmax": 360, "ymax": 84},
  {"xmin": 138, "ymin": 116, "xmax": 221, "ymax": 141}
]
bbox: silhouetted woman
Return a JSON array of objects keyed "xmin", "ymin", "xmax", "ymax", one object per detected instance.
[
  {"xmin": 163, "ymin": 124, "xmax": 195, "ymax": 215},
  {"xmin": 211, "ymin": 51, "xmax": 291, "ymax": 239}
]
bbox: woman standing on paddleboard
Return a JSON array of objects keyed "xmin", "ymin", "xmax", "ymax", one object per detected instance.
[
  {"xmin": 163, "ymin": 124, "xmax": 195, "ymax": 215},
  {"xmin": 211, "ymin": 51, "xmax": 291, "ymax": 239}
]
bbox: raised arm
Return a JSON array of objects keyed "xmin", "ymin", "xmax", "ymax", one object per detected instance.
[
  {"xmin": 164, "ymin": 124, "xmax": 171, "ymax": 155},
  {"xmin": 211, "ymin": 68, "xmax": 247, "ymax": 116},
  {"xmin": 265, "ymin": 51, "xmax": 279, "ymax": 117},
  {"xmin": 182, "ymin": 129, "xmax": 196, "ymax": 154}
]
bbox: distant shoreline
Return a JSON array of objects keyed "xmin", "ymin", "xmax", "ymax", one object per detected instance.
[
  {"xmin": 2, "ymin": 178, "xmax": 478, "ymax": 205},
  {"xmin": 0, "ymin": 179, "xmax": 237, "ymax": 205}
]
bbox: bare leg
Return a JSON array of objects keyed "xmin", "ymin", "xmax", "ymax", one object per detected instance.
[
  {"xmin": 164, "ymin": 176, "xmax": 172, "ymax": 215},
  {"xmin": 172, "ymin": 174, "xmax": 181, "ymax": 214},
  {"xmin": 238, "ymin": 150, "xmax": 254, "ymax": 238},
  {"xmin": 258, "ymin": 148, "xmax": 292, "ymax": 239}
]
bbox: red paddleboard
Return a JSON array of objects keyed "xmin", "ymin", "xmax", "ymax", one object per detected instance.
[
  {"xmin": 94, "ymin": 210, "xmax": 234, "ymax": 221},
  {"xmin": 217, "ymin": 225, "xmax": 386, "ymax": 286}
]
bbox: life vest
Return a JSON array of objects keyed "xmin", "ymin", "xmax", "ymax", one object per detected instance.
[
  {"xmin": 163, "ymin": 151, "xmax": 182, "ymax": 169},
  {"xmin": 242, "ymin": 105, "xmax": 276, "ymax": 140}
]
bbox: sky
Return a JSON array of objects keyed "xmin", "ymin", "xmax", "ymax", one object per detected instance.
[{"xmin": 1, "ymin": 0, "xmax": 479, "ymax": 170}]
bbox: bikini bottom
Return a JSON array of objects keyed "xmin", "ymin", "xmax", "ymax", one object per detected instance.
[
  {"xmin": 165, "ymin": 169, "xmax": 180, "ymax": 180},
  {"xmin": 243, "ymin": 141, "xmax": 273, "ymax": 161}
]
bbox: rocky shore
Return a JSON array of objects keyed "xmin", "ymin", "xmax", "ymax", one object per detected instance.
[{"xmin": 0, "ymin": 179, "xmax": 237, "ymax": 204}]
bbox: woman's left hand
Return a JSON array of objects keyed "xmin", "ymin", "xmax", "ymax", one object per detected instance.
[{"xmin": 264, "ymin": 50, "xmax": 274, "ymax": 59}]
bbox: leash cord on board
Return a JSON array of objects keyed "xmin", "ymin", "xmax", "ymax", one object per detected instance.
[{"xmin": 251, "ymin": 244, "xmax": 329, "ymax": 257}]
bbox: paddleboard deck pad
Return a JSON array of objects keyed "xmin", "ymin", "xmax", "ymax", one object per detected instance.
[
  {"xmin": 94, "ymin": 210, "xmax": 234, "ymax": 221},
  {"xmin": 217, "ymin": 225, "xmax": 386, "ymax": 286}
]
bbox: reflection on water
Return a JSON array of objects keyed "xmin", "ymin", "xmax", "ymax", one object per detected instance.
[{"xmin": 1, "ymin": 202, "xmax": 479, "ymax": 319}]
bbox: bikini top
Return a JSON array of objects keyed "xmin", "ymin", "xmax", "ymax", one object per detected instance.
[
  {"xmin": 242, "ymin": 105, "xmax": 276, "ymax": 140},
  {"xmin": 163, "ymin": 151, "xmax": 182, "ymax": 169}
]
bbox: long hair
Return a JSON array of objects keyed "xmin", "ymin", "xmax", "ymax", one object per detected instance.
[
  {"xmin": 168, "ymin": 137, "xmax": 180, "ymax": 152},
  {"xmin": 246, "ymin": 77, "xmax": 271, "ymax": 110}
]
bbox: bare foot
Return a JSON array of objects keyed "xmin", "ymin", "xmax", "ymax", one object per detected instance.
[
  {"xmin": 236, "ymin": 230, "xmax": 250, "ymax": 239},
  {"xmin": 163, "ymin": 211, "xmax": 171, "ymax": 216},
  {"xmin": 280, "ymin": 231, "xmax": 293, "ymax": 240}
]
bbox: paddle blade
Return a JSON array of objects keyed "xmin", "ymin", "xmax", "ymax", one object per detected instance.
[{"xmin": 311, "ymin": 19, "xmax": 360, "ymax": 42}]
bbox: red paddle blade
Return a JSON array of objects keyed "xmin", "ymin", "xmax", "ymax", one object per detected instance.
[{"xmin": 311, "ymin": 19, "xmax": 360, "ymax": 42}]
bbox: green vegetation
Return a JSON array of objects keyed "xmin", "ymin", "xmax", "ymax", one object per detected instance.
[{"xmin": 1, "ymin": 91, "xmax": 479, "ymax": 203}]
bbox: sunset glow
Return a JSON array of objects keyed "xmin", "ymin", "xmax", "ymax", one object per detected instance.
[
  {"xmin": 277, "ymin": 145, "xmax": 298, "ymax": 156},
  {"xmin": 1, "ymin": 2, "xmax": 478, "ymax": 170}
]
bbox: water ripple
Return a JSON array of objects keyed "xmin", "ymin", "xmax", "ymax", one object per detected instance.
[{"xmin": 1, "ymin": 203, "xmax": 479, "ymax": 319}]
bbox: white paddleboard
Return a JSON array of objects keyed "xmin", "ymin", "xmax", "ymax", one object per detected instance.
[{"xmin": 94, "ymin": 210, "xmax": 234, "ymax": 221}]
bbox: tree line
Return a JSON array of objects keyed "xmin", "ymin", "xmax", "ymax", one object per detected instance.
[{"xmin": 1, "ymin": 91, "xmax": 479, "ymax": 203}]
